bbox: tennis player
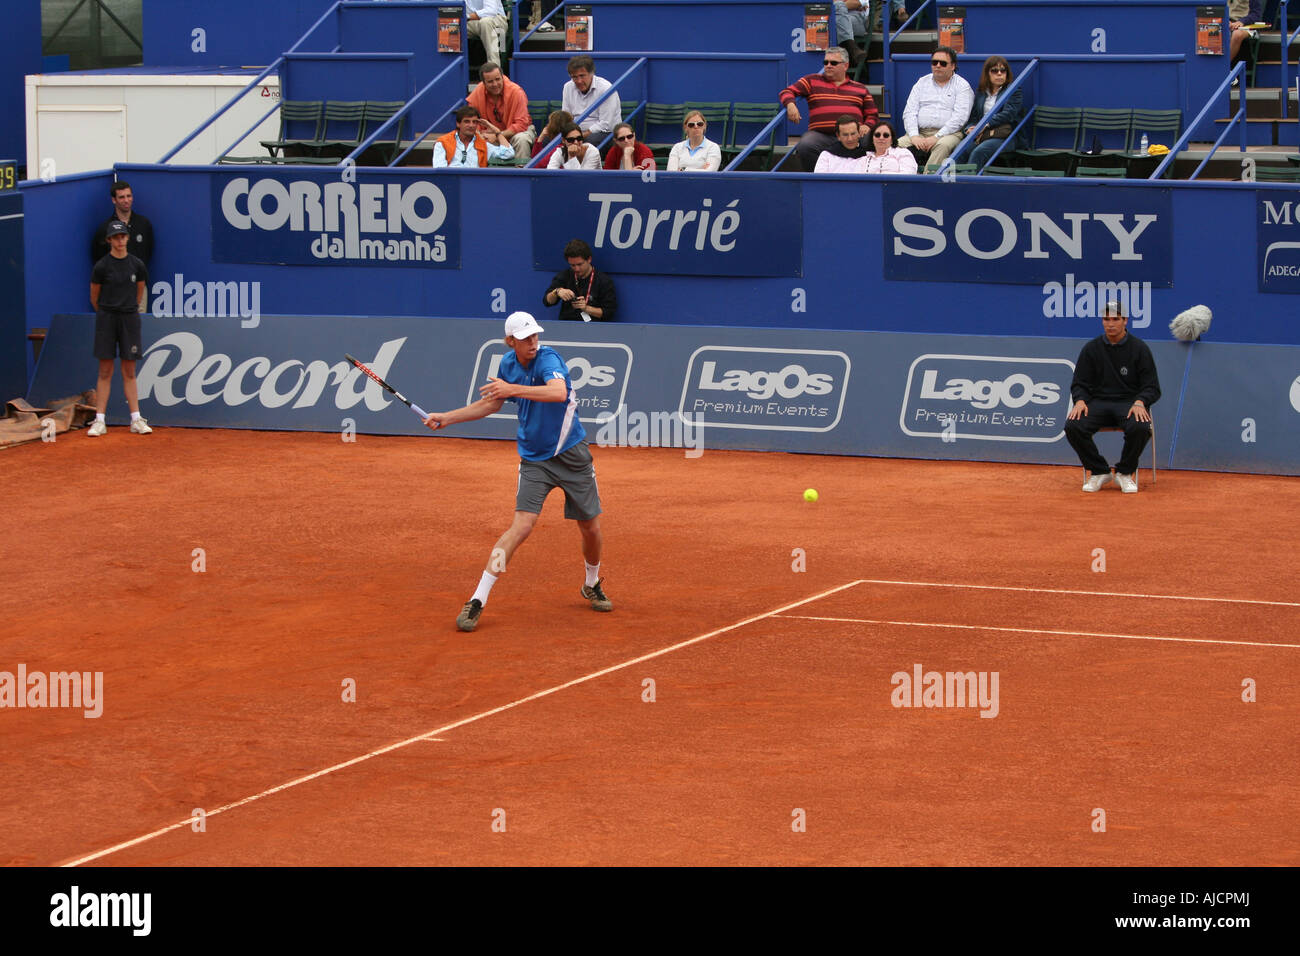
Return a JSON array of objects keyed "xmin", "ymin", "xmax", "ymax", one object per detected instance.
[{"xmin": 424, "ymin": 311, "xmax": 612, "ymax": 631}]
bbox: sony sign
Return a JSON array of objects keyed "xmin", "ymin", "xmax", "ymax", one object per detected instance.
[{"xmin": 882, "ymin": 184, "xmax": 1173, "ymax": 286}]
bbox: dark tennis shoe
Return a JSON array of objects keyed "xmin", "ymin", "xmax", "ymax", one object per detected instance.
[
  {"xmin": 581, "ymin": 579, "xmax": 613, "ymax": 612},
  {"xmin": 456, "ymin": 598, "xmax": 484, "ymax": 632}
]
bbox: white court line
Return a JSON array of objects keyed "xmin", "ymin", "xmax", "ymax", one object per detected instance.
[
  {"xmin": 855, "ymin": 578, "xmax": 1300, "ymax": 608},
  {"xmin": 59, "ymin": 579, "xmax": 864, "ymax": 867},
  {"xmin": 776, "ymin": 614, "xmax": 1300, "ymax": 649}
]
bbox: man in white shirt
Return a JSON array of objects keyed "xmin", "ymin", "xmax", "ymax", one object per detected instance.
[
  {"xmin": 431, "ymin": 106, "xmax": 517, "ymax": 167},
  {"xmin": 561, "ymin": 55, "xmax": 622, "ymax": 145},
  {"xmin": 466, "ymin": 0, "xmax": 509, "ymax": 65},
  {"xmin": 899, "ymin": 45, "xmax": 973, "ymax": 170}
]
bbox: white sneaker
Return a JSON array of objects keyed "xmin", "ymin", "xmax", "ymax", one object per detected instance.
[
  {"xmin": 537, "ymin": 21, "xmax": 555, "ymax": 31},
  {"xmin": 1081, "ymin": 472, "xmax": 1113, "ymax": 492},
  {"xmin": 87, "ymin": 419, "xmax": 107, "ymax": 437},
  {"xmin": 129, "ymin": 417, "xmax": 153, "ymax": 435},
  {"xmin": 1116, "ymin": 472, "xmax": 1138, "ymax": 494}
]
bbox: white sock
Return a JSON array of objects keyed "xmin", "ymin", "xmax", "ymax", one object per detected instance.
[
  {"xmin": 584, "ymin": 561, "xmax": 600, "ymax": 588},
  {"xmin": 130, "ymin": 411, "xmax": 141, "ymax": 422},
  {"xmin": 472, "ymin": 570, "xmax": 498, "ymax": 605},
  {"xmin": 95, "ymin": 413, "xmax": 106, "ymax": 423}
]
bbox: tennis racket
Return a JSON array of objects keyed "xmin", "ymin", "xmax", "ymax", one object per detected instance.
[{"xmin": 344, "ymin": 353, "xmax": 430, "ymax": 420}]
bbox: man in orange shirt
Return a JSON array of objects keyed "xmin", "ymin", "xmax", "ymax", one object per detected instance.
[
  {"xmin": 467, "ymin": 63, "xmax": 537, "ymax": 163},
  {"xmin": 431, "ymin": 106, "xmax": 516, "ymax": 167}
]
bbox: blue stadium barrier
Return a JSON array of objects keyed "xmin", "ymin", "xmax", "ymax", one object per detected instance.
[
  {"xmin": 18, "ymin": 162, "xmax": 1300, "ymax": 363},
  {"xmin": 26, "ymin": 312, "xmax": 1300, "ymax": 475},
  {"xmin": 0, "ymin": 190, "xmax": 25, "ymax": 400}
]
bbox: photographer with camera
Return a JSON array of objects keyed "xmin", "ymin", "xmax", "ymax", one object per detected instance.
[{"xmin": 542, "ymin": 239, "xmax": 618, "ymax": 322}]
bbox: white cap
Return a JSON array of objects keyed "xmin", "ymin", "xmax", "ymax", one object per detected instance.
[{"xmin": 504, "ymin": 311, "xmax": 544, "ymax": 340}]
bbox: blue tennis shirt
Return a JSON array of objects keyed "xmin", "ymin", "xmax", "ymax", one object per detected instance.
[{"xmin": 496, "ymin": 345, "xmax": 586, "ymax": 461}]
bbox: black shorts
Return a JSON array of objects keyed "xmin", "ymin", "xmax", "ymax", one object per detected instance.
[
  {"xmin": 94, "ymin": 310, "xmax": 142, "ymax": 362},
  {"xmin": 516, "ymin": 441, "xmax": 603, "ymax": 521}
]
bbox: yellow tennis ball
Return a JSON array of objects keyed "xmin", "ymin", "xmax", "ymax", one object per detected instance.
[{"xmin": 803, "ymin": 488, "xmax": 819, "ymax": 503}]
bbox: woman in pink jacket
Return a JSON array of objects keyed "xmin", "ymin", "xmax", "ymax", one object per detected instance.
[{"xmin": 862, "ymin": 121, "xmax": 918, "ymax": 175}]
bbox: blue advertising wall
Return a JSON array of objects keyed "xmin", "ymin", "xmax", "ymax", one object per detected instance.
[
  {"xmin": 27, "ymin": 313, "xmax": 1300, "ymax": 475},
  {"xmin": 0, "ymin": 191, "xmax": 26, "ymax": 400},
  {"xmin": 19, "ymin": 170, "xmax": 116, "ymax": 385},
  {"xmin": 20, "ymin": 165, "xmax": 1300, "ymax": 357}
]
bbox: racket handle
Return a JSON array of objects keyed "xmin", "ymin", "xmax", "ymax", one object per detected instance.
[{"xmin": 410, "ymin": 403, "xmax": 430, "ymax": 420}]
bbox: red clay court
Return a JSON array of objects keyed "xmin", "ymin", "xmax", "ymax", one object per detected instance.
[{"xmin": 2, "ymin": 429, "xmax": 1297, "ymax": 866}]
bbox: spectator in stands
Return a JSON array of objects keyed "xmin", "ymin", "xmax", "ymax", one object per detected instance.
[
  {"xmin": 466, "ymin": 0, "xmax": 509, "ymax": 66},
  {"xmin": 862, "ymin": 120, "xmax": 918, "ymax": 174},
  {"xmin": 547, "ymin": 123, "xmax": 602, "ymax": 169},
  {"xmin": 833, "ymin": 2, "xmax": 870, "ymax": 68},
  {"xmin": 543, "ymin": 239, "xmax": 617, "ymax": 322},
  {"xmin": 780, "ymin": 46, "xmax": 878, "ymax": 171},
  {"xmin": 91, "ymin": 180, "xmax": 154, "ymax": 269},
  {"xmin": 899, "ymin": 45, "xmax": 973, "ymax": 170},
  {"xmin": 813, "ymin": 115, "xmax": 871, "ymax": 173},
  {"xmin": 468, "ymin": 63, "xmax": 536, "ymax": 163},
  {"xmin": 562, "ymin": 55, "xmax": 621, "ymax": 144},
  {"xmin": 532, "ymin": 110, "xmax": 573, "ymax": 167},
  {"xmin": 1065, "ymin": 302, "xmax": 1160, "ymax": 494},
  {"xmin": 432, "ymin": 105, "xmax": 516, "ymax": 167},
  {"xmin": 528, "ymin": 0, "xmax": 559, "ymax": 32},
  {"xmin": 962, "ymin": 56, "xmax": 1024, "ymax": 169},
  {"xmin": 666, "ymin": 111, "xmax": 723, "ymax": 171},
  {"xmin": 1229, "ymin": 1, "xmax": 1264, "ymax": 66},
  {"xmin": 604, "ymin": 123, "xmax": 657, "ymax": 171}
]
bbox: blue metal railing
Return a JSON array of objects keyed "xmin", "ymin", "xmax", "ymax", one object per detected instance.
[
  {"xmin": 1152, "ymin": 60, "xmax": 1247, "ymax": 179},
  {"xmin": 1181, "ymin": 62, "xmax": 1250, "ymax": 180},
  {"xmin": 515, "ymin": 0, "xmax": 568, "ymax": 49},
  {"xmin": 212, "ymin": 100, "xmax": 283, "ymax": 164},
  {"xmin": 724, "ymin": 110, "xmax": 784, "ymax": 171},
  {"xmin": 160, "ymin": 0, "xmax": 343, "ymax": 163},
  {"xmin": 1280, "ymin": 0, "xmax": 1300, "ymax": 137},
  {"xmin": 349, "ymin": 56, "xmax": 466, "ymax": 167},
  {"xmin": 949, "ymin": 58, "xmax": 1038, "ymax": 173}
]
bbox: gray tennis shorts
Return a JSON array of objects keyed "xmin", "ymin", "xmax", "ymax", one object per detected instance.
[{"xmin": 516, "ymin": 440, "xmax": 603, "ymax": 521}]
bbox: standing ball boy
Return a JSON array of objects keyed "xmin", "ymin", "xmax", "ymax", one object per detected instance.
[{"xmin": 88, "ymin": 221, "xmax": 151, "ymax": 437}]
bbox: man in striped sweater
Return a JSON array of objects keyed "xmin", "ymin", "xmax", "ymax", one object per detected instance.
[{"xmin": 779, "ymin": 47, "xmax": 879, "ymax": 172}]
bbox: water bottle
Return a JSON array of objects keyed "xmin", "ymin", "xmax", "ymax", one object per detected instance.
[{"xmin": 1139, "ymin": 133, "xmax": 1148, "ymax": 155}]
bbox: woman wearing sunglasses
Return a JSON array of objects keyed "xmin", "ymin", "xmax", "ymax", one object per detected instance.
[
  {"xmin": 603, "ymin": 122, "xmax": 657, "ymax": 171},
  {"xmin": 863, "ymin": 121, "xmax": 918, "ymax": 174},
  {"xmin": 963, "ymin": 56, "xmax": 1024, "ymax": 169},
  {"xmin": 546, "ymin": 122, "xmax": 602, "ymax": 169},
  {"xmin": 666, "ymin": 111, "xmax": 722, "ymax": 171},
  {"xmin": 531, "ymin": 109, "xmax": 573, "ymax": 167}
]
